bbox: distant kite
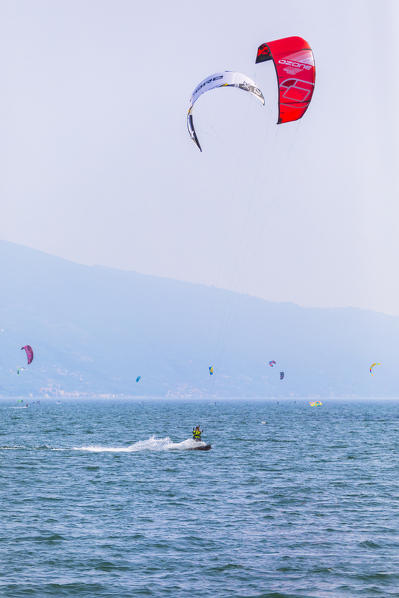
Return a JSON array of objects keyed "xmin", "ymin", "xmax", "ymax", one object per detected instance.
[
  {"xmin": 136, "ymin": 376, "xmax": 141, "ymax": 383},
  {"xmin": 209, "ymin": 366, "xmax": 214, "ymax": 376},
  {"xmin": 269, "ymin": 360, "xmax": 276, "ymax": 367},
  {"xmin": 280, "ymin": 371, "xmax": 285, "ymax": 380},
  {"xmin": 21, "ymin": 345, "xmax": 34, "ymax": 365},
  {"xmin": 309, "ymin": 401, "xmax": 323, "ymax": 407}
]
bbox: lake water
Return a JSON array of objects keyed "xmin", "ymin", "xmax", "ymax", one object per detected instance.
[{"xmin": 1, "ymin": 398, "xmax": 399, "ymax": 597}]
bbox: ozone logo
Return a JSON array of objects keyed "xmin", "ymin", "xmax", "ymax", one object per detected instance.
[{"xmin": 278, "ymin": 59, "xmax": 312, "ymax": 71}]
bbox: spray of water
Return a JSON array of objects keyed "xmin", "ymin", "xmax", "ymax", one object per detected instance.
[{"xmin": 73, "ymin": 436, "xmax": 207, "ymax": 453}]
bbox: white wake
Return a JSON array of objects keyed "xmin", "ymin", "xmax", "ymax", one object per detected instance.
[{"xmin": 73, "ymin": 435, "xmax": 207, "ymax": 453}]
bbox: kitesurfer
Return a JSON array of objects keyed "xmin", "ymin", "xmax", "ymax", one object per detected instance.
[{"xmin": 192, "ymin": 426, "xmax": 202, "ymax": 441}]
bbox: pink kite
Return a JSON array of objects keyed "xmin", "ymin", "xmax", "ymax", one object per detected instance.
[{"xmin": 21, "ymin": 345, "xmax": 34, "ymax": 365}]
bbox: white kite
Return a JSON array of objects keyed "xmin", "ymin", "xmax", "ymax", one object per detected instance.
[{"xmin": 187, "ymin": 71, "xmax": 265, "ymax": 152}]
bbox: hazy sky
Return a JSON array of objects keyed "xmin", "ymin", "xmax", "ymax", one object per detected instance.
[{"xmin": 1, "ymin": 0, "xmax": 398, "ymax": 314}]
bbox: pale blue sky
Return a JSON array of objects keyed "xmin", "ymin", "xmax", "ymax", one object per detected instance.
[{"xmin": 1, "ymin": 0, "xmax": 398, "ymax": 314}]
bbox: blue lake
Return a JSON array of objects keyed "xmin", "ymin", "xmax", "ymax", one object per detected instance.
[{"xmin": 1, "ymin": 398, "xmax": 399, "ymax": 597}]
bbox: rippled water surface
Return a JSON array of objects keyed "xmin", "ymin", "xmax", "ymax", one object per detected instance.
[{"xmin": 1, "ymin": 398, "xmax": 399, "ymax": 597}]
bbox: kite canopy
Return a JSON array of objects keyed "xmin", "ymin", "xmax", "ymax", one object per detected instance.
[
  {"xmin": 268, "ymin": 360, "xmax": 276, "ymax": 367},
  {"xmin": 209, "ymin": 366, "xmax": 214, "ymax": 376},
  {"xmin": 21, "ymin": 345, "xmax": 33, "ymax": 365},
  {"xmin": 280, "ymin": 371, "xmax": 285, "ymax": 380},
  {"xmin": 256, "ymin": 36, "xmax": 315, "ymax": 124},
  {"xmin": 187, "ymin": 71, "xmax": 265, "ymax": 151},
  {"xmin": 136, "ymin": 376, "xmax": 141, "ymax": 383}
]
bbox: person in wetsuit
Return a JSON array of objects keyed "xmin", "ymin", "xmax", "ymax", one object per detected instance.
[{"xmin": 192, "ymin": 425, "xmax": 203, "ymax": 441}]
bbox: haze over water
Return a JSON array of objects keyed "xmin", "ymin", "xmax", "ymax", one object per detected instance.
[{"xmin": 1, "ymin": 398, "xmax": 398, "ymax": 597}]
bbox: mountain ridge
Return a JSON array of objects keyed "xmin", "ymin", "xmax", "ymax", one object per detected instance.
[{"xmin": 0, "ymin": 240, "xmax": 396, "ymax": 398}]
